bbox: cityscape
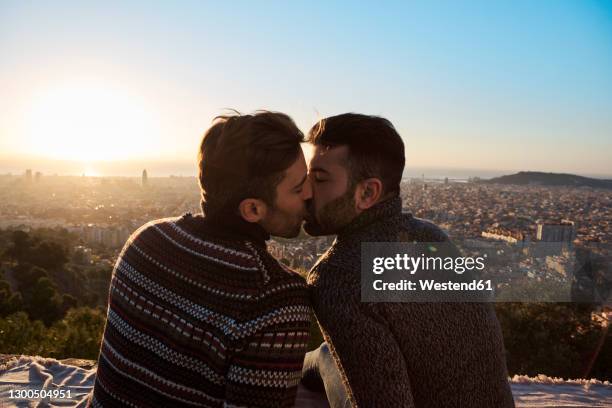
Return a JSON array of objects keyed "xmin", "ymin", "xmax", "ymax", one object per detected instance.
[
  {"xmin": 1, "ymin": 1, "xmax": 610, "ymax": 403},
  {"xmin": 0, "ymin": 167, "xmax": 610, "ymax": 384},
  {"xmin": 1, "ymin": 169, "xmax": 610, "ymax": 302}
]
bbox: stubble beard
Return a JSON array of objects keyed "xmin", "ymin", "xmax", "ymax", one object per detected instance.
[
  {"xmin": 263, "ymin": 206, "xmax": 305, "ymax": 238},
  {"xmin": 304, "ymin": 188, "xmax": 357, "ymax": 236}
]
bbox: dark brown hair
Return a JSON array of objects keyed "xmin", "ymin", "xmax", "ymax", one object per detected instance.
[
  {"xmin": 307, "ymin": 113, "xmax": 405, "ymax": 196},
  {"xmin": 198, "ymin": 111, "xmax": 304, "ymax": 215}
]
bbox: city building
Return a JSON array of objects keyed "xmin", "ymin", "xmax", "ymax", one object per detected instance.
[
  {"xmin": 537, "ymin": 220, "xmax": 576, "ymax": 244},
  {"xmin": 481, "ymin": 227, "xmax": 528, "ymax": 245}
]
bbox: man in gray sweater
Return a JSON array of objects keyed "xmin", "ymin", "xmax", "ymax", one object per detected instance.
[{"xmin": 302, "ymin": 113, "xmax": 515, "ymax": 407}]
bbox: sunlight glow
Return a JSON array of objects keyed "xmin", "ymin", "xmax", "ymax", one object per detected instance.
[
  {"xmin": 82, "ymin": 165, "xmax": 100, "ymax": 177},
  {"xmin": 24, "ymin": 81, "xmax": 161, "ymax": 161}
]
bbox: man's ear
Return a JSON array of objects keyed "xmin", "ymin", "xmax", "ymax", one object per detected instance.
[
  {"xmin": 354, "ymin": 178, "xmax": 383, "ymax": 211},
  {"xmin": 238, "ymin": 198, "xmax": 267, "ymax": 223}
]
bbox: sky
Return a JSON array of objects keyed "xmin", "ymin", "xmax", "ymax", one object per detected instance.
[{"xmin": 1, "ymin": 1, "xmax": 611, "ymax": 178}]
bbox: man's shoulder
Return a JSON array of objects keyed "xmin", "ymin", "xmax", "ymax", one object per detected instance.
[
  {"xmin": 258, "ymin": 266, "xmax": 310, "ymax": 306},
  {"xmin": 248, "ymin": 243, "xmax": 310, "ymax": 290},
  {"xmin": 133, "ymin": 216, "xmax": 308, "ymax": 290},
  {"xmin": 400, "ymin": 213, "xmax": 450, "ymax": 243},
  {"xmin": 308, "ymin": 216, "xmax": 450, "ymax": 281},
  {"xmin": 123, "ymin": 215, "xmax": 262, "ymax": 271},
  {"xmin": 130, "ymin": 216, "xmax": 183, "ymax": 238},
  {"xmin": 123, "ymin": 216, "xmax": 183, "ymax": 248},
  {"xmin": 307, "ymin": 240, "xmax": 354, "ymax": 290}
]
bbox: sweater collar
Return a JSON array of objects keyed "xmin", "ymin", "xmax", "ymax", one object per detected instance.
[
  {"xmin": 337, "ymin": 195, "xmax": 402, "ymax": 239},
  {"xmin": 193, "ymin": 200, "xmax": 270, "ymax": 247}
]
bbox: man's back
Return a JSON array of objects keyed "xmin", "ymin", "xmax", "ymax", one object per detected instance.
[
  {"xmin": 89, "ymin": 213, "xmax": 311, "ymax": 407},
  {"xmin": 307, "ymin": 197, "xmax": 515, "ymax": 407}
]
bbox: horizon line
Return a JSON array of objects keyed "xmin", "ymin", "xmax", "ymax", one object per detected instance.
[{"xmin": 2, "ymin": 168, "xmax": 612, "ymax": 181}]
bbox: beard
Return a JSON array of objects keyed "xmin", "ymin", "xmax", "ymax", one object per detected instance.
[
  {"xmin": 260, "ymin": 205, "xmax": 305, "ymax": 238},
  {"xmin": 304, "ymin": 187, "xmax": 358, "ymax": 236}
]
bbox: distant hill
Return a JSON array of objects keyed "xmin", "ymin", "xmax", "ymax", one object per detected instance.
[{"xmin": 481, "ymin": 171, "xmax": 612, "ymax": 189}]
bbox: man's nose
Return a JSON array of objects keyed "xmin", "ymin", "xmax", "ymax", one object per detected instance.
[{"xmin": 302, "ymin": 177, "xmax": 313, "ymax": 201}]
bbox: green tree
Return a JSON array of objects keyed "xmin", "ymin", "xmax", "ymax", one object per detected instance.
[
  {"xmin": 589, "ymin": 329, "xmax": 611, "ymax": 381},
  {"xmin": 5, "ymin": 231, "xmax": 68, "ymax": 270},
  {"xmin": 29, "ymin": 241, "xmax": 69, "ymax": 270},
  {"xmin": 23, "ymin": 277, "xmax": 64, "ymax": 326},
  {"xmin": 0, "ymin": 279, "xmax": 22, "ymax": 317},
  {"xmin": 0, "ymin": 312, "xmax": 50, "ymax": 355},
  {"xmin": 14, "ymin": 264, "xmax": 48, "ymax": 292},
  {"xmin": 51, "ymin": 307, "xmax": 106, "ymax": 359},
  {"xmin": 61, "ymin": 293, "xmax": 78, "ymax": 313},
  {"xmin": 496, "ymin": 303, "xmax": 603, "ymax": 379},
  {"xmin": 4, "ymin": 230, "xmax": 32, "ymax": 263}
]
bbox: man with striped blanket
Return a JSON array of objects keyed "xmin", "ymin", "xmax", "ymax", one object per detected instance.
[{"xmin": 89, "ymin": 111, "xmax": 313, "ymax": 407}]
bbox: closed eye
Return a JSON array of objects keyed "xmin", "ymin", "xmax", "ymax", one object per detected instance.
[
  {"xmin": 292, "ymin": 174, "xmax": 308, "ymax": 193},
  {"xmin": 309, "ymin": 167, "xmax": 330, "ymax": 184}
]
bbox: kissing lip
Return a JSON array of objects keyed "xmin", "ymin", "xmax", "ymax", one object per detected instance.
[
  {"xmin": 303, "ymin": 210, "xmax": 316, "ymax": 224},
  {"xmin": 304, "ymin": 201, "xmax": 317, "ymax": 222},
  {"xmin": 303, "ymin": 213, "xmax": 313, "ymax": 224}
]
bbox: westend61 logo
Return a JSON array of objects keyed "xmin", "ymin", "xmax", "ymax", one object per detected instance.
[{"xmin": 361, "ymin": 241, "xmax": 610, "ymax": 303}]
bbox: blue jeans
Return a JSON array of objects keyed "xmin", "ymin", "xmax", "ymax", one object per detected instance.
[{"xmin": 301, "ymin": 342, "xmax": 351, "ymax": 408}]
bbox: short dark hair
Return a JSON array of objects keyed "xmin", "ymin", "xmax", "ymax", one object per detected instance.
[
  {"xmin": 198, "ymin": 111, "xmax": 304, "ymax": 215},
  {"xmin": 307, "ymin": 113, "xmax": 405, "ymax": 195}
]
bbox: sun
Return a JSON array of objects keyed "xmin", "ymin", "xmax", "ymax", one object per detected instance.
[{"xmin": 24, "ymin": 81, "xmax": 161, "ymax": 162}]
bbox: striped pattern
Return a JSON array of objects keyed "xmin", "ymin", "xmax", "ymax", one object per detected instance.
[{"xmin": 89, "ymin": 214, "xmax": 311, "ymax": 407}]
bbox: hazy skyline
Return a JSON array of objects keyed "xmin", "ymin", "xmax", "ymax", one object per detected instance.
[{"xmin": 1, "ymin": 1, "xmax": 611, "ymax": 177}]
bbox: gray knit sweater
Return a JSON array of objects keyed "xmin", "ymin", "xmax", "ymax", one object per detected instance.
[{"xmin": 307, "ymin": 196, "xmax": 515, "ymax": 408}]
